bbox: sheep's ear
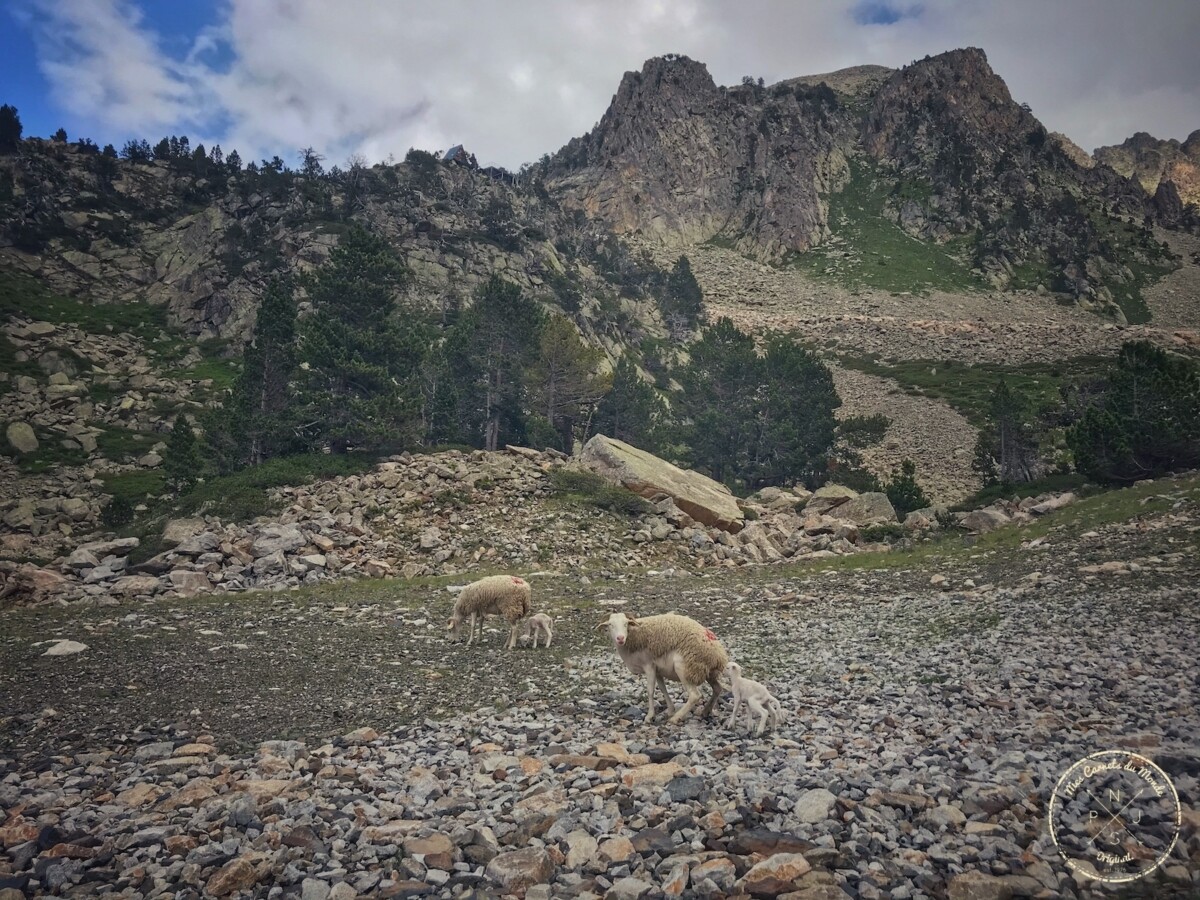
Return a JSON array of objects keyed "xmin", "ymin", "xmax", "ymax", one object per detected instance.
[
  {"xmin": 445, "ymin": 619, "xmax": 454, "ymax": 630},
  {"xmin": 594, "ymin": 620, "xmax": 609, "ymax": 631},
  {"xmin": 627, "ymin": 615, "xmax": 639, "ymax": 627}
]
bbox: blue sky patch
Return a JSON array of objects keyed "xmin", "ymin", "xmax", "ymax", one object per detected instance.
[{"xmin": 852, "ymin": 2, "xmax": 922, "ymax": 26}]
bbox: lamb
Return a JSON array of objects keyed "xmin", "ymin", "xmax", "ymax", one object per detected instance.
[
  {"xmin": 597, "ymin": 612, "xmax": 729, "ymax": 724},
  {"xmin": 446, "ymin": 574, "xmax": 532, "ymax": 649},
  {"xmin": 724, "ymin": 661, "xmax": 784, "ymax": 736},
  {"xmin": 518, "ymin": 612, "xmax": 554, "ymax": 648}
]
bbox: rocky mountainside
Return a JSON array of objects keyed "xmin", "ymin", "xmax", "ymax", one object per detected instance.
[
  {"xmin": 0, "ymin": 140, "xmax": 669, "ymax": 355},
  {"xmin": 1094, "ymin": 130, "xmax": 1200, "ymax": 226},
  {"xmin": 546, "ymin": 49, "xmax": 1181, "ymax": 319}
]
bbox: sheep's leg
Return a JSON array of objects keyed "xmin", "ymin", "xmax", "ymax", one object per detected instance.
[
  {"xmin": 644, "ymin": 669, "xmax": 658, "ymax": 722},
  {"xmin": 668, "ymin": 684, "xmax": 703, "ymax": 724},
  {"xmin": 544, "ymin": 628, "xmax": 552, "ymax": 648},
  {"xmin": 702, "ymin": 673, "xmax": 722, "ymax": 719},
  {"xmin": 656, "ymin": 673, "xmax": 677, "ymax": 716},
  {"xmin": 726, "ymin": 692, "xmax": 742, "ymax": 731},
  {"xmin": 748, "ymin": 697, "xmax": 768, "ymax": 736},
  {"xmin": 465, "ymin": 613, "xmax": 476, "ymax": 646},
  {"xmin": 506, "ymin": 620, "xmax": 519, "ymax": 650}
]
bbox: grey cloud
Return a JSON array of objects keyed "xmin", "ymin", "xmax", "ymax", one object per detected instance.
[{"xmin": 22, "ymin": 0, "xmax": 1200, "ymax": 168}]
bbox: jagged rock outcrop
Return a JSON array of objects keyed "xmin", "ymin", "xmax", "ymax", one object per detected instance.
[
  {"xmin": 1094, "ymin": 130, "xmax": 1200, "ymax": 226},
  {"xmin": 546, "ymin": 55, "xmax": 855, "ymax": 259},
  {"xmin": 547, "ymin": 49, "xmax": 1175, "ymax": 311}
]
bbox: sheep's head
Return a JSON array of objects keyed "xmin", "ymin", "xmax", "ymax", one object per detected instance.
[
  {"xmin": 446, "ymin": 615, "xmax": 461, "ymax": 637},
  {"xmin": 724, "ymin": 661, "xmax": 743, "ymax": 679},
  {"xmin": 597, "ymin": 611, "xmax": 638, "ymax": 647}
]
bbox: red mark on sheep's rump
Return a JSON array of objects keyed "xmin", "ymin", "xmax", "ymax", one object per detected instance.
[
  {"xmin": 704, "ymin": 628, "xmax": 717, "ymax": 641},
  {"xmin": 511, "ymin": 577, "xmax": 525, "ymax": 585}
]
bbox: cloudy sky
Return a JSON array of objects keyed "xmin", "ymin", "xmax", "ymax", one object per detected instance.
[{"xmin": 2, "ymin": 0, "xmax": 1197, "ymax": 171}]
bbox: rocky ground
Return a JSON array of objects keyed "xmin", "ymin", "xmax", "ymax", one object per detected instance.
[{"xmin": 1, "ymin": 474, "xmax": 1197, "ymax": 899}]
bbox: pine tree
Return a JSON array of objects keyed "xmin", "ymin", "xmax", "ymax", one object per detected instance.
[
  {"xmin": 661, "ymin": 255, "xmax": 704, "ymax": 339},
  {"xmin": 674, "ymin": 317, "xmax": 759, "ymax": 483},
  {"xmin": 0, "ymin": 105, "xmax": 22, "ymax": 153},
  {"xmin": 207, "ymin": 277, "xmax": 300, "ymax": 470},
  {"xmin": 746, "ymin": 335, "xmax": 839, "ymax": 488},
  {"xmin": 1068, "ymin": 341, "xmax": 1200, "ymax": 483},
  {"xmin": 524, "ymin": 315, "xmax": 608, "ymax": 451},
  {"xmin": 446, "ymin": 276, "xmax": 546, "ymax": 451},
  {"xmin": 295, "ymin": 227, "xmax": 431, "ymax": 453},
  {"xmin": 164, "ymin": 417, "xmax": 202, "ymax": 493},
  {"xmin": 592, "ymin": 356, "xmax": 668, "ymax": 452},
  {"xmin": 973, "ymin": 378, "xmax": 1040, "ymax": 485}
]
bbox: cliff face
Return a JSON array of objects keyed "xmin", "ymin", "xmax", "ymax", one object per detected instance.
[{"xmin": 545, "ymin": 55, "xmax": 856, "ymax": 258}]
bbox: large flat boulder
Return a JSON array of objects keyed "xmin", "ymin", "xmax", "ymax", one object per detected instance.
[
  {"xmin": 832, "ymin": 492, "xmax": 897, "ymax": 525},
  {"xmin": 579, "ymin": 435, "xmax": 744, "ymax": 533}
]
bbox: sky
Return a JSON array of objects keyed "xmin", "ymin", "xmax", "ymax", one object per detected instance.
[{"xmin": 2, "ymin": 0, "xmax": 1198, "ymax": 172}]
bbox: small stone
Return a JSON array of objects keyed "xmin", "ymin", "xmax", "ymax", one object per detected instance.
[
  {"xmin": 485, "ymin": 847, "xmax": 554, "ymax": 891},
  {"xmin": 41, "ymin": 639, "xmax": 89, "ymax": 657},
  {"xmin": 740, "ymin": 852, "xmax": 812, "ymax": 897}
]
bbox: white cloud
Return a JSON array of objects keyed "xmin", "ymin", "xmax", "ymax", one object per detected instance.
[{"xmin": 19, "ymin": 0, "xmax": 1200, "ymax": 168}]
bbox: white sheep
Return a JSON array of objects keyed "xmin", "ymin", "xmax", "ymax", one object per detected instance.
[
  {"xmin": 446, "ymin": 574, "xmax": 532, "ymax": 649},
  {"xmin": 518, "ymin": 612, "xmax": 554, "ymax": 648},
  {"xmin": 724, "ymin": 661, "xmax": 784, "ymax": 736},
  {"xmin": 597, "ymin": 612, "xmax": 729, "ymax": 724}
]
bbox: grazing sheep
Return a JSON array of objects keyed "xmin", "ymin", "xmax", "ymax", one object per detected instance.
[
  {"xmin": 519, "ymin": 612, "xmax": 554, "ymax": 648},
  {"xmin": 724, "ymin": 661, "xmax": 784, "ymax": 736},
  {"xmin": 597, "ymin": 612, "xmax": 729, "ymax": 724},
  {"xmin": 446, "ymin": 575, "xmax": 532, "ymax": 649}
]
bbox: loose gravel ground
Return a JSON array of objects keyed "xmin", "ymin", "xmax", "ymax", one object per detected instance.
[{"xmin": 1, "ymin": 479, "xmax": 1198, "ymax": 898}]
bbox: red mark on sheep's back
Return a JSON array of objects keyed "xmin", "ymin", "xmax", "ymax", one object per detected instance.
[
  {"xmin": 512, "ymin": 577, "xmax": 525, "ymax": 585},
  {"xmin": 704, "ymin": 628, "xmax": 717, "ymax": 641}
]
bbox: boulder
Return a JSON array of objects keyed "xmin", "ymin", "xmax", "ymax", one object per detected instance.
[
  {"xmin": 485, "ymin": 847, "xmax": 554, "ymax": 892},
  {"xmin": 579, "ymin": 435, "xmax": 744, "ymax": 533},
  {"xmin": 739, "ymin": 853, "xmax": 813, "ymax": 897},
  {"xmin": 42, "ymin": 640, "xmax": 89, "ymax": 657},
  {"xmin": 163, "ymin": 517, "xmax": 207, "ymax": 543},
  {"xmin": 5, "ymin": 422, "xmax": 38, "ymax": 454},
  {"xmin": 803, "ymin": 485, "xmax": 857, "ymax": 516},
  {"xmin": 831, "ymin": 492, "xmax": 897, "ymax": 525},
  {"xmin": 960, "ymin": 508, "xmax": 1010, "ymax": 533},
  {"xmin": 252, "ymin": 525, "xmax": 306, "ymax": 557},
  {"xmin": 1029, "ymin": 492, "xmax": 1075, "ymax": 515}
]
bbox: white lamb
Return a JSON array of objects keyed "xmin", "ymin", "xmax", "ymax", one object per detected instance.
[
  {"xmin": 446, "ymin": 574, "xmax": 532, "ymax": 649},
  {"xmin": 724, "ymin": 661, "xmax": 784, "ymax": 736},
  {"xmin": 518, "ymin": 612, "xmax": 554, "ymax": 648},
  {"xmin": 598, "ymin": 612, "xmax": 729, "ymax": 724}
]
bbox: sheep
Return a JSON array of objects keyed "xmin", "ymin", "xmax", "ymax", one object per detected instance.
[
  {"xmin": 518, "ymin": 612, "xmax": 554, "ymax": 648},
  {"xmin": 446, "ymin": 574, "xmax": 532, "ymax": 649},
  {"xmin": 724, "ymin": 661, "xmax": 784, "ymax": 736},
  {"xmin": 597, "ymin": 612, "xmax": 729, "ymax": 724}
]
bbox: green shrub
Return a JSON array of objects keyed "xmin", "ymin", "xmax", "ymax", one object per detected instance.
[
  {"xmin": 101, "ymin": 495, "xmax": 135, "ymax": 527},
  {"xmin": 838, "ymin": 414, "xmax": 890, "ymax": 448},
  {"xmin": 547, "ymin": 468, "xmax": 652, "ymax": 516},
  {"xmin": 884, "ymin": 459, "xmax": 931, "ymax": 517},
  {"xmin": 860, "ymin": 522, "xmax": 905, "ymax": 543}
]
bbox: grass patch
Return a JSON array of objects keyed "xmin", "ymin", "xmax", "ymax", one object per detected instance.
[
  {"xmin": 788, "ymin": 160, "xmax": 983, "ymax": 294},
  {"xmin": 953, "ymin": 472, "xmax": 1089, "ymax": 511},
  {"xmin": 96, "ymin": 427, "xmax": 157, "ymax": 462},
  {"xmin": 547, "ymin": 469, "xmax": 653, "ymax": 516},
  {"xmin": 101, "ymin": 470, "xmax": 166, "ymax": 504},
  {"xmin": 169, "ymin": 453, "xmax": 376, "ymax": 523},
  {"xmin": 833, "ymin": 352, "xmax": 1109, "ymax": 427},
  {"xmin": 164, "ymin": 357, "xmax": 240, "ymax": 390},
  {"xmin": 0, "ymin": 270, "xmax": 168, "ymax": 339},
  {"xmin": 4, "ymin": 433, "xmax": 89, "ymax": 473}
]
